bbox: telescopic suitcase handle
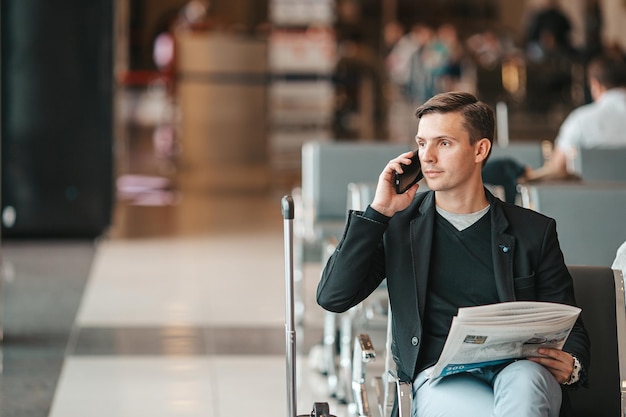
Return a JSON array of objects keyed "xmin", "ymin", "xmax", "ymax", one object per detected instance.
[
  {"xmin": 282, "ymin": 195, "xmax": 297, "ymax": 417},
  {"xmin": 281, "ymin": 195, "xmax": 335, "ymax": 417}
]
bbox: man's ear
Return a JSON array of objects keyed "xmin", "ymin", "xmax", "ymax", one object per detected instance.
[{"xmin": 475, "ymin": 138, "xmax": 491, "ymax": 163}]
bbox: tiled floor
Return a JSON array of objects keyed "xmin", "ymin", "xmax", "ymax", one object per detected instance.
[{"xmin": 1, "ymin": 179, "xmax": 373, "ymax": 417}]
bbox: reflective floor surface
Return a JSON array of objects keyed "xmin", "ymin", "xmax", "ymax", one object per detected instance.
[
  {"xmin": 0, "ymin": 73, "xmax": 374, "ymax": 416},
  {"xmin": 1, "ymin": 182, "xmax": 383, "ymax": 417}
]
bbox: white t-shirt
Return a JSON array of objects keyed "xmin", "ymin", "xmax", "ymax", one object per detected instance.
[{"xmin": 555, "ymin": 88, "xmax": 626, "ymax": 151}]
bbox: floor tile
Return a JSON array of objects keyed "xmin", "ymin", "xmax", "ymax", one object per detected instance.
[
  {"xmin": 49, "ymin": 357, "xmax": 218, "ymax": 417},
  {"xmin": 68, "ymin": 326, "xmax": 323, "ymax": 356},
  {"xmin": 75, "ymin": 233, "xmax": 287, "ymax": 327}
]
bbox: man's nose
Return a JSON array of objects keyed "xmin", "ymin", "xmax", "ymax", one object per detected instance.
[{"xmin": 421, "ymin": 145, "xmax": 435, "ymax": 163}]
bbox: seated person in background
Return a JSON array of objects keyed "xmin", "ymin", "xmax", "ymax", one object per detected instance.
[
  {"xmin": 527, "ymin": 55, "xmax": 626, "ymax": 181},
  {"xmin": 482, "ymin": 157, "xmax": 531, "ymax": 204},
  {"xmin": 317, "ymin": 91, "xmax": 589, "ymax": 417}
]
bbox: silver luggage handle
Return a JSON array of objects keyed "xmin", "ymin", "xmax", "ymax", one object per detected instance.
[
  {"xmin": 282, "ymin": 196, "xmax": 297, "ymax": 417},
  {"xmin": 283, "ymin": 195, "xmax": 336, "ymax": 417}
]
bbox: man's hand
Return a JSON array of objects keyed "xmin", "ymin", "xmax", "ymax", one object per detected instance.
[
  {"xmin": 370, "ymin": 151, "xmax": 420, "ymax": 217},
  {"xmin": 527, "ymin": 348, "xmax": 574, "ymax": 384}
]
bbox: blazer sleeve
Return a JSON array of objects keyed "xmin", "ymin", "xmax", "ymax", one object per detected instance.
[{"xmin": 316, "ymin": 209, "xmax": 389, "ymax": 313}]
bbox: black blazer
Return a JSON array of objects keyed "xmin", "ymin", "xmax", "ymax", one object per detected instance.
[{"xmin": 317, "ymin": 189, "xmax": 590, "ymax": 386}]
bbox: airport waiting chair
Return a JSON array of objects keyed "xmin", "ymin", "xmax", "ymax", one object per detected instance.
[
  {"xmin": 571, "ymin": 147, "xmax": 626, "ymax": 182},
  {"xmin": 566, "ymin": 266, "xmax": 626, "ymax": 417},
  {"xmin": 300, "ymin": 141, "xmax": 410, "ymax": 246},
  {"xmin": 295, "ymin": 142, "xmax": 409, "ymax": 323},
  {"xmin": 518, "ymin": 182, "xmax": 626, "ymax": 267},
  {"xmin": 317, "ymin": 181, "xmax": 388, "ymax": 408}
]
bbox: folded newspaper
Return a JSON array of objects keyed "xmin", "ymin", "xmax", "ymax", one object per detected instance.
[{"xmin": 426, "ymin": 301, "xmax": 581, "ymax": 380}]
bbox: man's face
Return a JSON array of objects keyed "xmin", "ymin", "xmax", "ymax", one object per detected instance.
[{"xmin": 415, "ymin": 111, "xmax": 482, "ymax": 192}]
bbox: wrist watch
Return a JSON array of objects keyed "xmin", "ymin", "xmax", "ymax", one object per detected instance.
[{"xmin": 563, "ymin": 356, "xmax": 582, "ymax": 385}]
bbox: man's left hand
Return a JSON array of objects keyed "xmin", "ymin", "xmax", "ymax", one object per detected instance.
[{"xmin": 527, "ymin": 348, "xmax": 574, "ymax": 384}]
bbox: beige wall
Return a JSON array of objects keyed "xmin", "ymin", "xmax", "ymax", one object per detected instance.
[
  {"xmin": 601, "ymin": 0, "xmax": 626, "ymax": 51},
  {"xmin": 176, "ymin": 32, "xmax": 270, "ymax": 190}
]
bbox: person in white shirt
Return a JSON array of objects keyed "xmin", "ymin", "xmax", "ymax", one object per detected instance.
[{"xmin": 527, "ymin": 55, "xmax": 626, "ymax": 181}]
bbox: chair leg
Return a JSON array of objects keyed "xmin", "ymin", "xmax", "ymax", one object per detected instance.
[
  {"xmin": 383, "ymin": 301, "xmax": 396, "ymax": 417},
  {"xmin": 386, "ymin": 370, "xmax": 413, "ymax": 417},
  {"xmin": 322, "ymin": 311, "xmax": 338, "ymax": 394},
  {"xmin": 336, "ymin": 311, "xmax": 354, "ymax": 404},
  {"xmin": 396, "ymin": 379, "xmax": 413, "ymax": 417},
  {"xmin": 352, "ymin": 334, "xmax": 376, "ymax": 417}
]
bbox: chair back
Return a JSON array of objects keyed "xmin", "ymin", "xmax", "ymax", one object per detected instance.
[
  {"xmin": 302, "ymin": 141, "xmax": 410, "ymax": 225},
  {"xmin": 571, "ymin": 147, "xmax": 626, "ymax": 182},
  {"xmin": 489, "ymin": 141, "xmax": 546, "ymax": 169},
  {"xmin": 519, "ymin": 183, "xmax": 626, "ymax": 266},
  {"xmin": 566, "ymin": 266, "xmax": 626, "ymax": 417}
]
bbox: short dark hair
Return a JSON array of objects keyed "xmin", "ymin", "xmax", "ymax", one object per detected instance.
[
  {"xmin": 587, "ymin": 55, "xmax": 626, "ymax": 89},
  {"xmin": 414, "ymin": 92, "xmax": 495, "ymax": 150}
]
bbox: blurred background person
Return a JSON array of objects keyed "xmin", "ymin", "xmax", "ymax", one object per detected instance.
[
  {"xmin": 524, "ymin": 0, "xmax": 574, "ymax": 62},
  {"xmin": 434, "ymin": 23, "xmax": 466, "ymax": 93},
  {"xmin": 527, "ymin": 54, "xmax": 626, "ymax": 181},
  {"xmin": 385, "ymin": 22, "xmax": 433, "ymax": 144}
]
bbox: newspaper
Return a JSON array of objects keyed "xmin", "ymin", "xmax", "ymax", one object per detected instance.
[{"xmin": 426, "ymin": 301, "xmax": 581, "ymax": 380}]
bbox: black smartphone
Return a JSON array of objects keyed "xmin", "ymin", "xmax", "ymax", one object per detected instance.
[{"xmin": 394, "ymin": 150, "xmax": 423, "ymax": 194}]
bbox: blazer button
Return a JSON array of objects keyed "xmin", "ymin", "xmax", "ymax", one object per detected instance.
[{"xmin": 411, "ymin": 337, "xmax": 419, "ymax": 346}]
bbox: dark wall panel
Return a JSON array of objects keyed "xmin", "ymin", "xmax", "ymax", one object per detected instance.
[{"xmin": 1, "ymin": 0, "xmax": 114, "ymax": 238}]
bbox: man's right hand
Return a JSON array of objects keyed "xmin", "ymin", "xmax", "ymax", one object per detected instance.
[{"xmin": 370, "ymin": 151, "xmax": 421, "ymax": 217}]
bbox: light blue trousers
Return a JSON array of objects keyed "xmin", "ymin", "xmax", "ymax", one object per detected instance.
[{"xmin": 412, "ymin": 360, "xmax": 562, "ymax": 417}]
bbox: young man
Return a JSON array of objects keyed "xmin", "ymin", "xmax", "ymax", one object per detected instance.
[{"xmin": 316, "ymin": 92, "xmax": 589, "ymax": 417}]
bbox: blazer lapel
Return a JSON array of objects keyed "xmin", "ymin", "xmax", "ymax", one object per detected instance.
[
  {"xmin": 410, "ymin": 192, "xmax": 436, "ymax": 319},
  {"xmin": 490, "ymin": 195, "xmax": 516, "ymax": 301}
]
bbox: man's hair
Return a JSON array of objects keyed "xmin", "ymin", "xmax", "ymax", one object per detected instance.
[
  {"xmin": 414, "ymin": 92, "xmax": 495, "ymax": 149},
  {"xmin": 587, "ymin": 55, "xmax": 626, "ymax": 89}
]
